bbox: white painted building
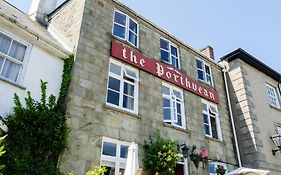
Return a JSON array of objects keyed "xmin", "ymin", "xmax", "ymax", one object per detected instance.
[{"xmin": 0, "ymin": 0, "xmax": 70, "ymax": 130}]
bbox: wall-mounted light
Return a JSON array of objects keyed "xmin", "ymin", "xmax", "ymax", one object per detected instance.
[
  {"xmin": 270, "ymin": 133, "xmax": 281, "ymax": 155},
  {"xmin": 177, "ymin": 143, "xmax": 190, "ymax": 158}
]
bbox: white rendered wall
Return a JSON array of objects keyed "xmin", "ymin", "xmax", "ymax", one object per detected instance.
[{"xmin": 0, "ymin": 45, "xmax": 64, "ymax": 118}]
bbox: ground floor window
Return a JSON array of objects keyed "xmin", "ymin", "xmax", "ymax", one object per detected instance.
[
  {"xmin": 101, "ymin": 137, "xmax": 131, "ymax": 175},
  {"xmin": 208, "ymin": 162, "xmax": 228, "ymax": 175}
]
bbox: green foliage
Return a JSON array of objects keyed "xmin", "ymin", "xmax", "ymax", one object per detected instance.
[
  {"xmin": 1, "ymin": 80, "xmax": 67, "ymax": 175},
  {"xmin": 0, "ymin": 135, "xmax": 7, "ymax": 175},
  {"xmin": 216, "ymin": 165, "xmax": 226, "ymax": 175},
  {"xmin": 68, "ymin": 166, "xmax": 107, "ymax": 175},
  {"xmin": 143, "ymin": 136, "xmax": 179, "ymax": 175},
  {"xmin": 56, "ymin": 54, "xmax": 74, "ymax": 112}
]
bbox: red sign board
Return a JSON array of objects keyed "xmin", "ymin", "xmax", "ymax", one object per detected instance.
[{"xmin": 111, "ymin": 41, "xmax": 219, "ymax": 104}]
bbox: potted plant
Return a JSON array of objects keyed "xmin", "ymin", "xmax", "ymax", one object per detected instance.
[{"xmin": 216, "ymin": 165, "xmax": 226, "ymax": 175}]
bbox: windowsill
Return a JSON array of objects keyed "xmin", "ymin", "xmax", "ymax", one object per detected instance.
[
  {"xmin": 104, "ymin": 104, "xmax": 141, "ymax": 119},
  {"xmin": 111, "ymin": 36, "xmax": 140, "ymax": 51},
  {"xmin": 163, "ymin": 123, "xmax": 189, "ymax": 133},
  {"xmin": 205, "ymin": 135, "xmax": 224, "ymax": 144},
  {"xmin": 198, "ymin": 79, "xmax": 215, "ymax": 89},
  {"xmin": 269, "ymin": 104, "xmax": 281, "ymax": 112},
  {"xmin": 0, "ymin": 77, "xmax": 26, "ymax": 90}
]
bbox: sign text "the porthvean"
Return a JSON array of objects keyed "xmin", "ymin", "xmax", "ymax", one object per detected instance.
[{"xmin": 111, "ymin": 41, "xmax": 219, "ymax": 104}]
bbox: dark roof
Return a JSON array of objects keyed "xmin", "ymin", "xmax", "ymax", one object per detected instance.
[{"xmin": 220, "ymin": 48, "xmax": 281, "ymax": 82}]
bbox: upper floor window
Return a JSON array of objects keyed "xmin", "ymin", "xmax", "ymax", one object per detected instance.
[
  {"xmin": 202, "ymin": 100, "xmax": 222, "ymax": 140},
  {"xmin": 106, "ymin": 59, "xmax": 139, "ymax": 114},
  {"xmin": 101, "ymin": 137, "xmax": 131, "ymax": 175},
  {"xmin": 162, "ymin": 83, "xmax": 185, "ymax": 129},
  {"xmin": 113, "ymin": 10, "xmax": 139, "ymax": 47},
  {"xmin": 0, "ymin": 31, "xmax": 28, "ymax": 83},
  {"xmin": 160, "ymin": 38, "xmax": 180, "ymax": 68},
  {"xmin": 266, "ymin": 84, "xmax": 280, "ymax": 108},
  {"xmin": 196, "ymin": 59, "xmax": 213, "ymax": 86}
]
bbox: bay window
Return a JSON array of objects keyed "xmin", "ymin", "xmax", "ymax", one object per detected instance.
[
  {"xmin": 106, "ymin": 59, "xmax": 139, "ymax": 114},
  {"xmin": 162, "ymin": 83, "xmax": 185, "ymax": 129}
]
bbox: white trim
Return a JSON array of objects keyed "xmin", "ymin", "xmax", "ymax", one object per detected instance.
[
  {"xmin": 266, "ymin": 83, "xmax": 280, "ymax": 108},
  {"xmin": 113, "ymin": 10, "xmax": 139, "ymax": 48},
  {"xmin": 162, "ymin": 82, "xmax": 186, "ymax": 129},
  {"xmin": 0, "ymin": 29, "xmax": 31, "ymax": 84},
  {"xmin": 202, "ymin": 99, "xmax": 222, "ymax": 141},
  {"xmin": 160, "ymin": 37, "xmax": 180, "ymax": 69},
  {"xmin": 196, "ymin": 58, "xmax": 213, "ymax": 86},
  {"xmin": 100, "ymin": 137, "xmax": 132, "ymax": 175},
  {"xmin": 106, "ymin": 58, "xmax": 139, "ymax": 114}
]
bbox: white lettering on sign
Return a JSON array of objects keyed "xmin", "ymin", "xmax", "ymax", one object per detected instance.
[{"xmin": 122, "ymin": 48, "xmax": 145, "ymax": 67}]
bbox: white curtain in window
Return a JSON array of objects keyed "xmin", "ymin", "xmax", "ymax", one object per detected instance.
[
  {"xmin": 0, "ymin": 33, "xmax": 11, "ymax": 54},
  {"xmin": 8, "ymin": 40, "xmax": 26, "ymax": 62},
  {"xmin": 1, "ymin": 60, "xmax": 20, "ymax": 82}
]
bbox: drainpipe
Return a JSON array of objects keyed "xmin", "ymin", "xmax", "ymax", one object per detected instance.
[{"xmin": 219, "ymin": 61, "xmax": 242, "ymax": 167}]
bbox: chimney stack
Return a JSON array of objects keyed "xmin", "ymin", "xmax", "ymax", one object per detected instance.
[
  {"xmin": 200, "ymin": 46, "xmax": 215, "ymax": 60},
  {"xmin": 29, "ymin": 0, "xmax": 58, "ymax": 26}
]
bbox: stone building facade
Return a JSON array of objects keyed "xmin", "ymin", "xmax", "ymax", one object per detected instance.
[
  {"xmin": 45, "ymin": 0, "xmax": 238, "ymax": 174},
  {"xmin": 221, "ymin": 49, "xmax": 281, "ymax": 175}
]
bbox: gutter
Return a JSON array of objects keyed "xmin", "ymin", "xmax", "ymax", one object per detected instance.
[{"xmin": 219, "ymin": 61, "xmax": 242, "ymax": 167}]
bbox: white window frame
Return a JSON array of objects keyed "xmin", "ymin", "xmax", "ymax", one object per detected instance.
[
  {"xmin": 112, "ymin": 10, "xmax": 139, "ymax": 48},
  {"xmin": 0, "ymin": 29, "xmax": 30, "ymax": 84},
  {"xmin": 266, "ymin": 84, "xmax": 280, "ymax": 108},
  {"xmin": 160, "ymin": 38, "xmax": 180, "ymax": 69},
  {"xmin": 208, "ymin": 162, "xmax": 228, "ymax": 175},
  {"xmin": 196, "ymin": 58, "xmax": 213, "ymax": 86},
  {"xmin": 202, "ymin": 99, "xmax": 222, "ymax": 141},
  {"xmin": 162, "ymin": 82, "xmax": 186, "ymax": 129},
  {"xmin": 100, "ymin": 137, "xmax": 132, "ymax": 175},
  {"xmin": 106, "ymin": 59, "xmax": 139, "ymax": 114}
]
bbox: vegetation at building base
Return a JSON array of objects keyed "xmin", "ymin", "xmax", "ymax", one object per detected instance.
[
  {"xmin": 0, "ymin": 135, "xmax": 6, "ymax": 175},
  {"xmin": 143, "ymin": 135, "xmax": 179, "ymax": 175},
  {"xmin": 68, "ymin": 166, "xmax": 107, "ymax": 175},
  {"xmin": 0, "ymin": 55, "xmax": 74, "ymax": 175}
]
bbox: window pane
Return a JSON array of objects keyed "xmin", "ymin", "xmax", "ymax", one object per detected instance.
[
  {"xmin": 102, "ymin": 142, "xmax": 117, "ymax": 156},
  {"xmin": 196, "ymin": 59, "xmax": 204, "ymax": 69},
  {"xmin": 129, "ymin": 32, "xmax": 137, "ymax": 46},
  {"xmin": 160, "ymin": 50, "xmax": 170, "ymax": 63},
  {"xmin": 197, "ymin": 70, "xmax": 205, "ymax": 80},
  {"xmin": 124, "ymin": 82, "xmax": 134, "ymax": 96},
  {"xmin": 203, "ymin": 114, "xmax": 209, "ymax": 124},
  {"xmin": 107, "ymin": 90, "xmax": 120, "ymax": 106},
  {"xmin": 205, "ymin": 65, "xmax": 210, "ymax": 74},
  {"xmin": 176, "ymin": 103, "xmax": 181, "ymax": 114},
  {"xmin": 208, "ymin": 164, "xmax": 216, "ymax": 174},
  {"xmin": 204, "ymin": 124, "xmax": 211, "ymax": 136},
  {"xmin": 8, "ymin": 40, "xmax": 27, "ymax": 62},
  {"xmin": 176, "ymin": 114, "xmax": 182, "ymax": 126},
  {"xmin": 1, "ymin": 59, "xmax": 20, "ymax": 82},
  {"xmin": 0, "ymin": 33, "xmax": 12, "ymax": 54},
  {"xmin": 123, "ymin": 95, "xmax": 134, "ymax": 110},
  {"xmin": 160, "ymin": 39, "xmax": 169, "ymax": 50},
  {"xmin": 171, "ymin": 46, "xmax": 178, "ymax": 57},
  {"xmin": 163, "ymin": 108, "xmax": 171, "ymax": 120},
  {"xmin": 162, "ymin": 86, "xmax": 170, "ymax": 95},
  {"xmin": 172, "ymin": 56, "xmax": 179, "ymax": 68},
  {"xmin": 125, "ymin": 68, "xmax": 138, "ymax": 80},
  {"xmin": 110, "ymin": 63, "xmax": 121, "ymax": 75},
  {"xmin": 108, "ymin": 77, "xmax": 120, "ymax": 91},
  {"xmin": 202, "ymin": 103, "xmax": 208, "ymax": 112},
  {"xmin": 210, "ymin": 117, "xmax": 218, "ymax": 139},
  {"xmin": 113, "ymin": 24, "xmax": 126, "ymax": 39},
  {"xmin": 114, "ymin": 11, "xmax": 126, "ymax": 25},
  {"xmin": 0, "ymin": 56, "xmax": 4, "ymax": 70},
  {"xmin": 163, "ymin": 98, "xmax": 170, "ymax": 107},
  {"xmin": 129, "ymin": 19, "xmax": 137, "ymax": 33},
  {"xmin": 173, "ymin": 90, "xmax": 182, "ymax": 99},
  {"xmin": 120, "ymin": 145, "xmax": 129, "ymax": 158}
]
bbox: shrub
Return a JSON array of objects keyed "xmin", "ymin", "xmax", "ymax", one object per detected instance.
[{"xmin": 143, "ymin": 136, "xmax": 179, "ymax": 175}]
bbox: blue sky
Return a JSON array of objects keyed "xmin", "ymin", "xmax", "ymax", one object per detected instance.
[{"xmin": 6, "ymin": 0, "xmax": 281, "ymax": 73}]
